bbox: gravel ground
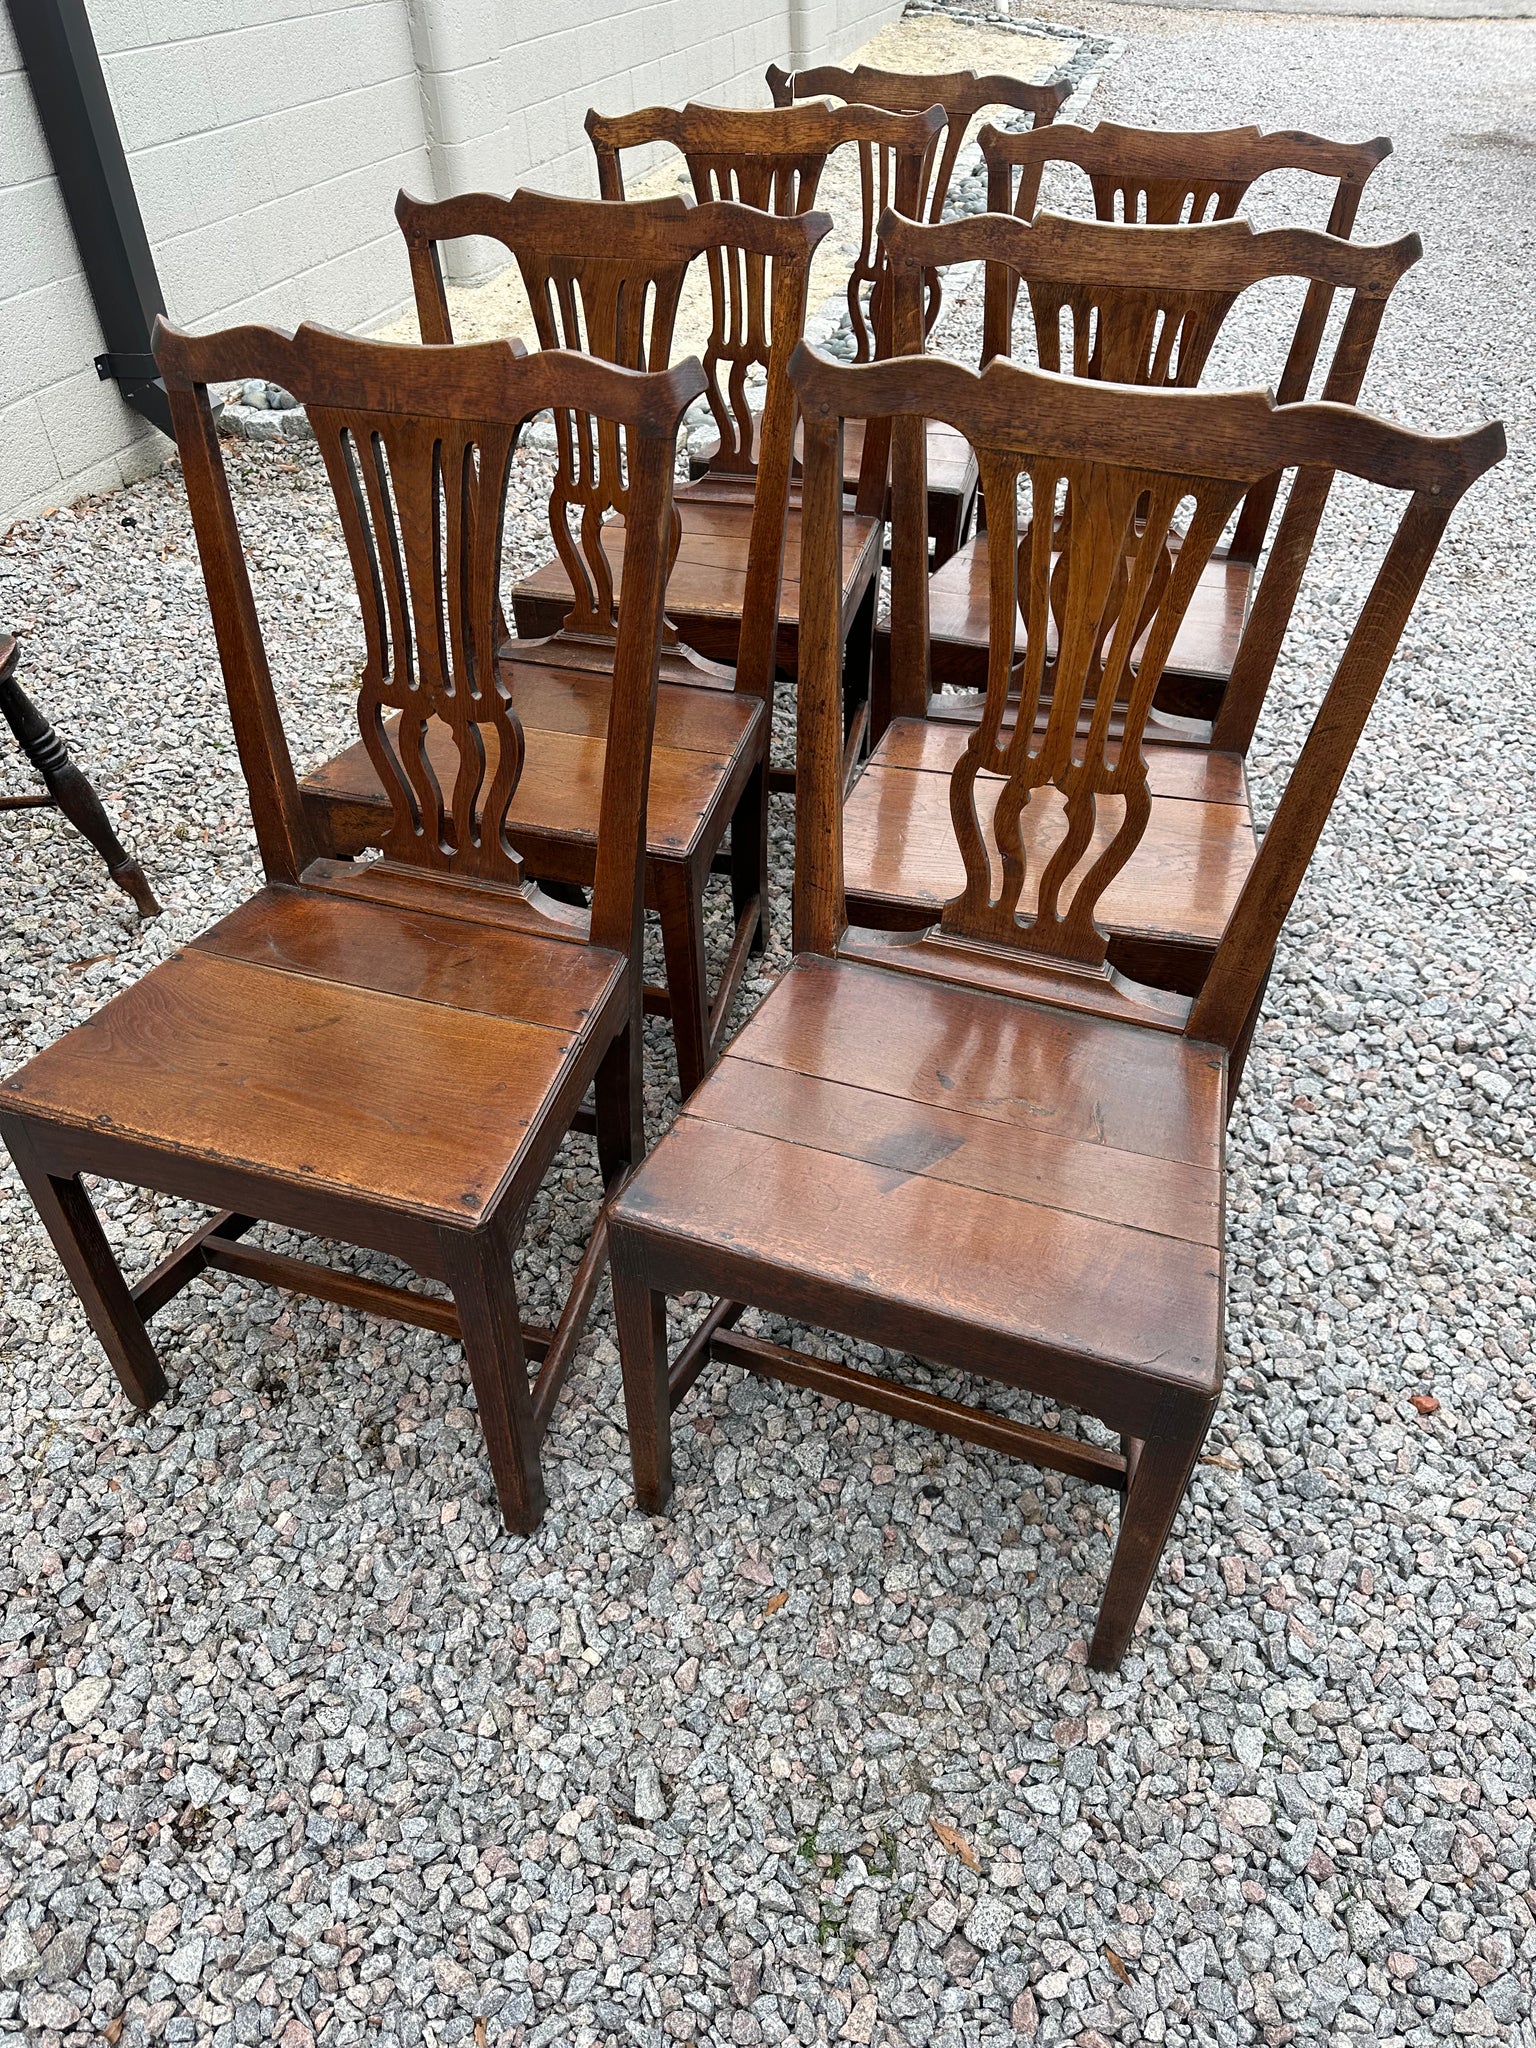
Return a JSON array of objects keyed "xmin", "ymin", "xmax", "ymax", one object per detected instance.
[{"xmin": 2, "ymin": 6, "xmax": 1535, "ymax": 2046}]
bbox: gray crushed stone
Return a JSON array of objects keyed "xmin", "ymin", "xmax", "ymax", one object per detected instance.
[{"xmin": 0, "ymin": 4, "xmax": 1533, "ymax": 2043}]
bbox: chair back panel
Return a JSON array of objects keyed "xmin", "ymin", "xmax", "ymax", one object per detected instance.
[
  {"xmin": 982, "ymin": 120, "xmax": 1393, "ymax": 562},
  {"xmin": 396, "ymin": 189, "xmax": 826, "ymax": 696},
  {"xmin": 877, "ymin": 206, "xmax": 1421, "ymax": 741},
  {"xmin": 788, "ymin": 343, "xmax": 1502, "ymax": 1044},
  {"xmin": 586, "ymin": 100, "xmax": 942, "ymax": 368},
  {"xmin": 767, "ymin": 61, "xmax": 1066, "ymax": 336},
  {"xmin": 982, "ymin": 120, "xmax": 1391, "ymax": 232},
  {"xmin": 154, "ymin": 318, "xmax": 701, "ymax": 951}
]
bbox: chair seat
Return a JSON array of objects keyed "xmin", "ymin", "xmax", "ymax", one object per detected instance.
[
  {"xmin": 511, "ymin": 491, "xmax": 883, "ymax": 661},
  {"xmin": 300, "ymin": 647, "xmax": 764, "ymax": 869},
  {"xmin": 615, "ymin": 952, "xmax": 1225, "ymax": 1393},
  {"xmin": 1, "ymin": 882, "xmax": 627, "ymax": 1227},
  {"xmin": 843, "ymin": 718, "xmax": 1255, "ymax": 964},
  {"xmin": 914, "ymin": 529, "xmax": 1254, "ymax": 712}
]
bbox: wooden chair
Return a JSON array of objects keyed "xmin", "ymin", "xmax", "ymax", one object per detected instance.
[
  {"xmin": 1, "ymin": 631, "xmax": 160, "ymax": 916},
  {"xmin": 765, "ymin": 58, "xmax": 1069, "ymax": 563},
  {"xmin": 944, "ymin": 120, "xmax": 1396, "ymax": 714},
  {"xmin": 849, "ymin": 206, "xmax": 1421, "ymax": 999},
  {"xmin": 302, "ymin": 191, "xmax": 819, "ymax": 1099},
  {"xmin": 607, "ymin": 341, "xmax": 1502, "ymax": 1670},
  {"xmin": 543, "ymin": 98, "xmax": 944, "ymax": 778},
  {"xmin": 0, "ymin": 318, "xmax": 704, "ymax": 1535}
]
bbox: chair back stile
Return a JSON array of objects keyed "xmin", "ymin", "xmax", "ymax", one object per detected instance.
[
  {"xmin": 788, "ymin": 341, "xmax": 1504, "ymax": 1053},
  {"xmin": 394, "ymin": 190, "xmax": 828, "ymax": 710},
  {"xmin": 877, "ymin": 206, "xmax": 1421, "ymax": 736},
  {"xmin": 155, "ymin": 318, "xmax": 705, "ymax": 963}
]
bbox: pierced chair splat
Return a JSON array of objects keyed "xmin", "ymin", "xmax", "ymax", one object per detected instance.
[
  {"xmin": 564, "ymin": 96, "xmax": 945, "ymax": 779},
  {"xmin": 882, "ymin": 164, "xmax": 1415, "ymax": 737},
  {"xmin": 765, "ymin": 57, "xmax": 1069, "ymax": 563},
  {"xmin": 608, "ymin": 340, "xmax": 1503, "ymax": 1669},
  {"xmin": 850, "ymin": 205, "xmax": 1421, "ymax": 1004},
  {"xmin": 1, "ymin": 318, "xmax": 703, "ymax": 1534},
  {"xmin": 303, "ymin": 190, "xmax": 822, "ymax": 1098}
]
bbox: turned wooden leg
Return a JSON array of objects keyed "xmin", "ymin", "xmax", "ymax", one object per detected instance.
[
  {"xmin": 0, "ymin": 647, "xmax": 160, "ymax": 918},
  {"xmin": 655, "ymin": 859, "xmax": 711, "ymax": 1102},
  {"xmin": 729, "ymin": 761, "xmax": 767, "ymax": 958},
  {"xmin": 1089, "ymin": 1412, "xmax": 1214, "ymax": 1670},
  {"xmin": 611, "ymin": 1222, "xmax": 672, "ymax": 1513},
  {"xmin": 1, "ymin": 1117, "xmax": 167, "ymax": 1408},
  {"xmin": 440, "ymin": 1228, "xmax": 546, "ymax": 1534}
]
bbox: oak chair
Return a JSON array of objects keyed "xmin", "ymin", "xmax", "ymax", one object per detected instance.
[
  {"xmin": 302, "ymin": 192, "xmax": 819, "ymax": 1099},
  {"xmin": 608, "ymin": 341, "xmax": 1502, "ymax": 1669},
  {"xmin": 552, "ymin": 97, "xmax": 945, "ymax": 779},
  {"xmin": 935, "ymin": 120, "xmax": 1397, "ymax": 719},
  {"xmin": 765, "ymin": 57, "xmax": 1069, "ymax": 562},
  {"xmin": 1, "ymin": 319, "xmax": 704, "ymax": 1535},
  {"xmin": 1, "ymin": 631, "xmax": 160, "ymax": 916},
  {"xmin": 850, "ymin": 206, "xmax": 1421, "ymax": 1000}
]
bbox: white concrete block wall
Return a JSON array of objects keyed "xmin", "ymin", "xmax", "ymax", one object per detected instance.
[{"xmin": 0, "ymin": 0, "xmax": 902, "ymax": 522}]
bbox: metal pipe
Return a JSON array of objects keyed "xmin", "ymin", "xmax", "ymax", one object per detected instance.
[{"xmin": 7, "ymin": 0, "xmax": 172, "ymax": 435}]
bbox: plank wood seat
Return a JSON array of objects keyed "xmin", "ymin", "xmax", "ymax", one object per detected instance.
[
  {"xmin": 302, "ymin": 191, "xmax": 816, "ymax": 1097},
  {"xmin": 608, "ymin": 340, "xmax": 1503, "ymax": 1669},
  {"xmin": 871, "ymin": 200, "xmax": 1419, "ymax": 744},
  {"xmin": 571, "ymin": 99, "xmax": 944, "ymax": 781},
  {"xmin": 1, "ymin": 319, "xmax": 703, "ymax": 1534},
  {"xmin": 765, "ymin": 58, "xmax": 1068, "ymax": 564}
]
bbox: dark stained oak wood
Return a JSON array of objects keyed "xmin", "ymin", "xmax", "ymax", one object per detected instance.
[
  {"xmin": 301, "ymin": 189, "xmax": 820, "ymax": 1095},
  {"xmin": 764, "ymin": 60, "xmax": 1066, "ymax": 562},
  {"xmin": 607, "ymin": 341, "xmax": 1502, "ymax": 1668},
  {"xmin": 2, "ymin": 317, "xmax": 701, "ymax": 1533}
]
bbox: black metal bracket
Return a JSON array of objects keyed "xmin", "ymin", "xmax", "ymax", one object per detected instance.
[{"xmin": 8, "ymin": 0, "xmax": 172, "ymax": 437}]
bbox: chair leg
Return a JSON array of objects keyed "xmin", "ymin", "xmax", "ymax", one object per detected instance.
[
  {"xmin": 1, "ymin": 1122, "xmax": 167, "ymax": 1408},
  {"xmin": 928, "ymin": 492, "xmax": 964, "ymax": 573},
  {"xmin": 593, "ymin": 1015, "xmax": 643, "ymax": 1187},
  {"xmin": 655, "ymin": 859, "xmax": 711, "ymax": 1101},
  {"xmin": 1089, "ymin": 1414, "xmax": 1213, "ymax": 1671},
  {"xmin": 440, "ymin": 1229, "xmax": 546, "ymax": 1535},
  {"xmin": 611, "ymin": 1223, "xmax": 672, "ymax": 1512},
  {"xmin": 730, "ymin": 762, "xmax": 767, "ymax": 957},
  {"xmin": 0, "ymin": 663, "xmax": 160, "ymax": 918}
]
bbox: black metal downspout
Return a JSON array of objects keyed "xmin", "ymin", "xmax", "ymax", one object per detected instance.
[{"xmin": 7, "ymin": 0, "xmax": 172, "ymax": 436}]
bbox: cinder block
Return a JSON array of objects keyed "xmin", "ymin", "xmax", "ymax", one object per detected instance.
[
  {"xmin": 131, "ymin": 119, "xmax": 279, "ymax": 245},
  {"xmin": 82, "ymin": 0, "xmax": 152, "ymax": 59},
  {"xmin": 0, "ymin": 393, "xmax": 62, "ymax": 513},
  {"xmin": 404, "ymin": 0, "xmax": 498, "ymax": 76},
  {"xmin": 157, "ymin": 213, "xmax": 271, "ymax": 327},
  {"xmin": 263, "ymin": 78, "xmax": 429, "ymax": 197},
  {"xmin": 104, "ymin": 40, "xmax": 219, "ymax": 152},
  {"xmin": 0, "ymin": 178, "xmax": 83, "ymax": 301},
  {"xmin": 0, "ymin": 72, "xmax": 51, "ymax": 189},
  {"xmin": 36, "ymin": 363, "xmax": 156, "ymax": 485},
  {"xmin": 0, "ymin": 273, "xmax": 104, "ymax": 411}
]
